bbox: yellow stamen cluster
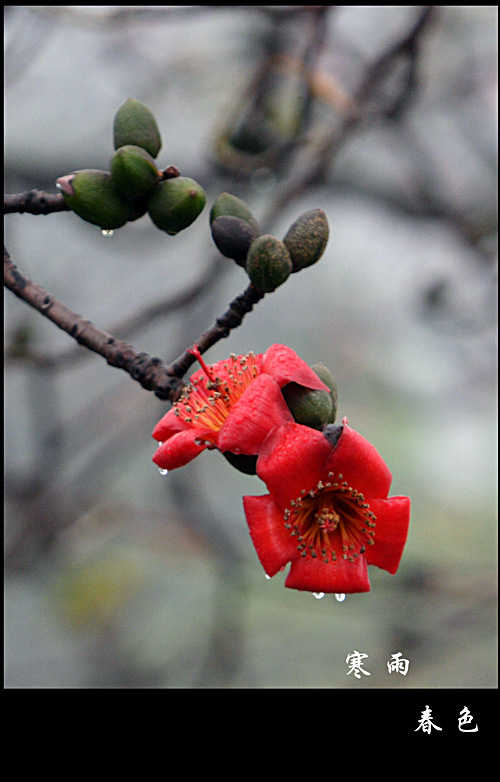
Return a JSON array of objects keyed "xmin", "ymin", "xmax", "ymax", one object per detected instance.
[
  {"xmin": 284, "ymin": 472, "xmax": 377, "ymax": 564},
  {"xmin": 174, "ymin": 352, "xmax": 259, "ymax": 438}
]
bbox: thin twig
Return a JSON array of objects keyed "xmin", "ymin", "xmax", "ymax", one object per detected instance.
[
  {"xmin": 4, "ymin": 245, "xmax": 266, "ymax": 401},
  {"xmin": 168, "ymin": 283, "xmax": 265, "ymax": 378},
  {"xmin": 4, "ymin": 254, "xmax": 229, "ymax": 369}
]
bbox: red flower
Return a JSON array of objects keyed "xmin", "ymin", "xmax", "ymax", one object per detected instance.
[
  {"xmin": 152, "ymin": 344, "xmax": 329, "ymax": 470},
  {"xmin": 243, "ymin": 420, "xmax": 410, "ymax": 593}
]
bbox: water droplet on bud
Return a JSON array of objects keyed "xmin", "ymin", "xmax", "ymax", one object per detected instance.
[
  {"xmin": 158, "ymin": 467, "xmax": 169, "ymax": 476},
  {"xmin": 313, "ymin": 592, "xmax": 325, "ymax": 600},
  {"xmin": 101, "ymin": 229, "xmax": 114, "ymax": 237},
  {"xmin": 335, "ymin": 593, "xmax": 346, "ymax": 602},
  {"xmin": 265, "ymin": 574, "xmax": 271, "ymax": 580}
]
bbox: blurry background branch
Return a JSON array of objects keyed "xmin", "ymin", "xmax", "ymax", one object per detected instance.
[
  {"xmin": 259, "ymin": 5, "xmax": 436, "ymax": 222},
  {"xmin": 4, "ymin": 5, "xmax": 497, "ymax": 689}
]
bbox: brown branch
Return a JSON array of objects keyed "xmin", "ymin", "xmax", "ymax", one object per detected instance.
[
  {"xmin": 4, "ymin": 245, "xmax": 184, "ymax": 401},
  {"xmin": 5, "ymin": 254, "xmax": 228, "ymax": 370},
  {"xmin": 3, "ymin": 168, "xmax": 179, "ymax": 216},
  {"xmin": 4, "ymin": 245, "xmax": 266, "ymax": 400},
  {"xmin": 4, "ymin": 189, "xmax": 69, "ymax": 215},
  {"xmin": 168, "ymin": 284, "xmax": 266, "ymax": 378}
]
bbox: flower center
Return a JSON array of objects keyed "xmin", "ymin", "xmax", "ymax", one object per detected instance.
[
  {"xmin": 284, "ymin": 472, "xmax": 377, "ymax": 563},
  {"xmin": 174, "ymin": 347, "xmax": 259, "ymax": 440}
]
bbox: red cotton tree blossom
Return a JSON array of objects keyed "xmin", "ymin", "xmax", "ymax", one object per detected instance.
[
  {"xmin": 152, "ymin": 343, "xmax": 329, "ymax": 470},
  {"xmin": 243, "ymin": 420, "xmax": 411, "ymax": 594}
]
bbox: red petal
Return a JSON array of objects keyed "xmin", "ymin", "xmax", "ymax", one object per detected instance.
[
  {"xmin": 152, "ymin": 407, "xmax": 189, "ymax": 441},
  {"xmin": 285, "ymin": 554, "xmax": 371, "ymax": 593},
  {"xmin": 217, "ymin": 374, "xmax": 293, "ymax": 455},
  {"xmin": 256, "ymin": 423, "xmax": 333, "ymax": 509},
  {"xmin": 262, "ymin": 344, "xmax": 329, "ymax": 391},
  {"xmin": 243, "ymin": 494, "xmax": 298, "ymax": 576},
  {"xmin": 323, "ymin": 424, "xmax": 393, "ymax": 499},
  {"xmin": 364, "ymin": 495, "xmax": 411, "ymax": 574},
  {"xmin": 152, "ymin": 429, "xmax": 211, "ymax": 469}
]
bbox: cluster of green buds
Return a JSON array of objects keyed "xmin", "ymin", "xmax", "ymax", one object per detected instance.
[
  {"xmin": 209, "ymin": 193, "xmax": 329, "ymax": 292},
  {"xmin": 56, "ymin": 98, "xmax": 206, "ymax": 234}
]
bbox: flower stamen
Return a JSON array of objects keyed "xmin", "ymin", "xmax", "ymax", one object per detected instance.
[
  {"xmin": 284, "ymin": 476, "xmax": 377, "ymax": 564},
  {"xmin": 176, "ymin": 348, "xmax": 259, "ymax": 434}
]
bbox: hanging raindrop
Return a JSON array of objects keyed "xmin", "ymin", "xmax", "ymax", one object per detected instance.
[
  {"xmin": 335, "ymin": 593, "xmax": 346, "ymax": 602},
  {"xmin": 265, "ymin": 574, "xmax": 271, "ymax": 580},
  {"xmin": 101, "ymin": 229, "xmax": 114, "ymax": 237},
  {"xmin": 158, "ymin": 468, "xmax": 169, "ymax": 476},
  {"xmin": 313, "ymin": 592, "xmax": 325, "ymax": 600}
]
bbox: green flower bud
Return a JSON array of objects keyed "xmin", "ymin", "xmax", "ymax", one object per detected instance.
[
  {"xmin": 211, "ymin": 215, "xmax": 260, "ymax": 266},
  {"xmin": 56, "ymin": 170, "xmax": 133, "ymax": 229},
  {"xmin": 209, "ymin": 192, "xmax": 260, "ymax": 235},
  {"xmin": 245, "ymin": 234, "xmax": 292, "ymax": 292},
  {"xmin": 147, "ymin": 176, "xmax": 206, "ymax": 235},
  {"xmin": 281, "ymin": 382, "xmax": 333, "ymax": 431},
  {"xmin": 309, "ymin": 362, "xmax": 338, "ymax": 424},
  {"xmin": 283, "ymin": 208, "xmax": 329, "ymax": 272},
  {"xmin": 110, "ymin": 145, "xmax": 160, "ymax": 201},
  {"xmin": 113, "ymin": 98, "xmax": 162, "ymax": 159}
]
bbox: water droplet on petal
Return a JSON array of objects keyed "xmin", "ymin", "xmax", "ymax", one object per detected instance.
[
  {"xmin": 335, "ymin": 593, "xmax": 346, "ymax": 602},
  {"xmin": 101, "ymin": 229, "xmax": 114, "ymax": 237},
  {"xmin": 265, "ymin": 574, "xmax": 271, "ymax": 580},
  {"xmin": 313, "ymin": 592, "xmax": 325, "ymax": 600},
  {"xmin": 158, "ymin": 467, "xmax": 169, "ymax": 476}
]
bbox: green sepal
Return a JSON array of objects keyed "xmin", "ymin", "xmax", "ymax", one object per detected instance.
[
  {"xmin": 309, "ymin": 363, "xmax": 338, "ymax": 424},
  {"xmin": 281, "ymin": 383, "xmax": 333, "ymax": 430}
]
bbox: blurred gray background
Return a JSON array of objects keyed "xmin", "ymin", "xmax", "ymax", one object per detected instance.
[{"xmin": 4, "ymin": 5, "xmax": 497, "ymax": 688}]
